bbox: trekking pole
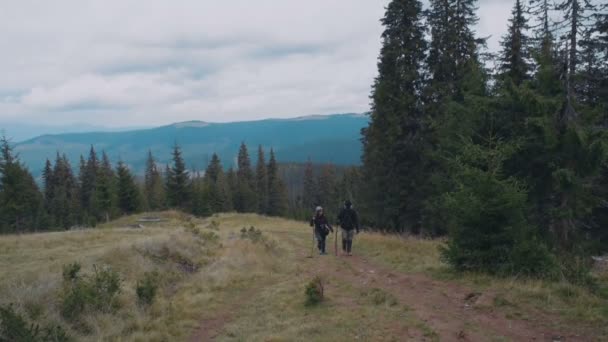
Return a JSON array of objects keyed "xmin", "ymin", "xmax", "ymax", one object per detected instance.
[
  {"xmin": 334, "ymin": 226, "xmax": 338, "ymax": 256},
  {"xmin": 309, "ymin": 227, "xmax": 315, "ymax": 258}
]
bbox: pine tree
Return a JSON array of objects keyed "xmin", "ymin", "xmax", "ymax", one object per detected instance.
[
  {"xmin": 362, "ymin": 0, "xmax": 428, "ymax": 232},
  {"xmin": 50, "ymin": 154, "xmax": 78, "ymax": 229},
  {"xmin": 267, "ymin": 148, "xmax": 288, "ymax": 217},
  {"xmin": 166, "ymin": 143, "xmax": 190, "ymax": 209},
  {"xmin": 255, "ymin": 146, "xmax": 269, "ymax": 214},
  {"xmin": 80, "ymin": 146, "xmax": 99, "ymax": 225},
  {"xmin": 116, "ymin": 161, "xmax": 141, "ymax": 215},
  {"xmin": 315, "ymin": 164, "xmax": 338, "ymax": 219},
  {"xmin": 96, "ymin": 151, "xmax": 116, "ymax": 222},
  {"xmin": 226, "ymin": 167, "xmax": 238, "ymax": 210},
  {"xmin": 441, "ymin": 132, "xmax": 556, "ymax": 276},
  {"xmin": 205, "ymin": 153, "xmax": 229, "ymax": 212},
  {"xmin": 191, "ymin": 173, "xmax": 212, "ymax": 217},
  {"xmin": 144, "ymin": 150, "xmax": 165, "ymax": 210},
  {"xmin": 426, "ymin": 0, "xmax": 480, "ymax": 103},
  {"xmin": 235, "ymin": 143, "xmax": 256, "ymax": 212},
  {"xmin": 217, "ymin": 169, "xmax": 233, "ymax": 212},
  {"xmin": 302, "ymin": 158, "xmax": 316, "ymax": 210},
  {"xmin": 0, "ymin": 136, "xmax": 43, "ymax": 233},
  {"xmin": 499, "ymin": 0, "xmax": 531, "ymax": 86},
  {"xmin": 555, "ymin": 0, "xmax": 596, "ymax": 79},
  {"xmin": 42, "ymin": 158, "xmax": 54, "ymax": 205}
]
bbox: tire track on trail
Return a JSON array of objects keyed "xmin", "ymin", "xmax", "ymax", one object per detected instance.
[{"xmin": 312, "ymin": 251, "xmax": 592, "ymax": 341}]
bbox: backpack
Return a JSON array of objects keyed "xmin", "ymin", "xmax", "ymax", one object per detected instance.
[{"xmin": 340, "ymin": 208, "xmax": 356, "ymax": 230}]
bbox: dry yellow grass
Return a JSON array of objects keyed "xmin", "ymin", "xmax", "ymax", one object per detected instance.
[{"xmin": 1, "ymin": 212, "xmax": 606, "ymax": 341}]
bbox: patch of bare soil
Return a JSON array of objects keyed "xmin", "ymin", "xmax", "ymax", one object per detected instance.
[{"xmin": 313, "ymin": 253, "xmax": 594, "ymax": 341}]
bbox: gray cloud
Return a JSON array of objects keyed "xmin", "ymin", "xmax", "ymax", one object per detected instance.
[{"xmin": 0, "ymin": 0, "xmax": 513, "ymax": 127}]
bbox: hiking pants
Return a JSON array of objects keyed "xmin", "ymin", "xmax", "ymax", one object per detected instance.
[
  {"xmin": 341, "ymin": 228, "xmax": 355, "ymax": 253},
  {"xmin": 315, "ymin": 229, "xmax": 327, "ymax": 253}
]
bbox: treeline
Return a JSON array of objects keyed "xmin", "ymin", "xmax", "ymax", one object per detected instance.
[
  {"xmin": 362, "ymin": 0, "xmax": 607, "ymax": 278},
  {"xmin": 0, "ymin": 139, "xmax": 291, "ymax": 233},
  {"xmin": 282, "ymin": 161, "xmax": 362, "ymax": 221}
]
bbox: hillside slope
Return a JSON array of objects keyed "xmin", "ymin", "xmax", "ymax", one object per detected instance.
[
  {"xmin": 1, "ymin": 213, "xmax": 606, "ymax": 341},
  {"xmin": 14, "ymin": 113, "xmax": 368, "ymax": 176}
]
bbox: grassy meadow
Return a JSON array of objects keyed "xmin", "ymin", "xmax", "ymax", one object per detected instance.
[{"xmin": 0, "ymin": 212, "xmax": 606, "ymax": 341}]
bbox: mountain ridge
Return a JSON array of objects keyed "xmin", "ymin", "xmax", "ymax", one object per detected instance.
[{"xmin": 15, "ymin": 113, "xmax": 368, "ymax": 176}]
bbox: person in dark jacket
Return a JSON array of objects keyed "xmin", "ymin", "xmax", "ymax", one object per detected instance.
[
  {"xmin": 337, "ymin": 200, "xmax": 359, "ymax": 256},
  {"xmin": 310, "ymin": 206, "xmax": 333, "ymax": 255}
]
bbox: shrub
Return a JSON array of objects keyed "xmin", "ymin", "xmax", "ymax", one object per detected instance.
[
  {"xmin": 60, "ymin": 264, "xmax": 122, "ymax": 321},
  {"xmin": 0, "ymin": 304, "xmax": 39, "ymax": 341},
  {"xmin": 304, "ymin": 276, "xmax": 324, "ymax": 306},
  {"xmin": 440, "ymin": 167, "xmax": 557, "ymax": 277},
  {"xmin": 90, "ymin": 265, "xmax": 121, "ymax": 312},
  {"xmin": 136, "ymin": 272, "xmax": 159, "ymax": 306},
  {"xmin": 0, "ymin": 304, "xmax": 70, "ymax": 342},
  {"xmin": 62, "ymin": 263, "xmax": 81, "ymax": 282},
  {"xmin": 363, "ymin": 288, "xmax": 398, "ymax": 306},
  {"xmin": 208, "ymin": 220, "xmax": 220, "ymax": 230},
  {"xmin": 240, "ymin": 226, "xmax": 263, "ymax": 243}
]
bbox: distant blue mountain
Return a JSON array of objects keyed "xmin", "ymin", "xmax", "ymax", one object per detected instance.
[
  {"xmin": 14, "ymin": 113, "xmax": 368, "ymax": 176},
  {"xmin": 0, "ymin": 122, "xmax": 149, "ymax": 142}
]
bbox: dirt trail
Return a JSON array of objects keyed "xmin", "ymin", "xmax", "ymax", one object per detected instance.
[
  {"xmin": 190, "ymin": 229, "xmax": 593, "ymax": 341},
  {"xmin": 312, "ymin": 253, "xmax": 590, "ymax": 341}
]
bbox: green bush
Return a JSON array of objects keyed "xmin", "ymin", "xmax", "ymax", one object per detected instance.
[
  {"xmin": 441, "ymin": 167, "xmax": 557, "ymax": 277},
  {"xmin": 136, "ymin": 272, "xmax": 159, "ymax": 306},
  {"xmin": 304, "ymin": 276, "xmax": 324, "ymax": 306},
  {"xmin": 0, "ymin": 304, "xmax": 70, "ymax": 342},
  {"xmin": 0, "ymin": 304, "xmax": 39, "ymax": 341},
  {"xmin": 363, "ymin": 288, "xmax": 398, "ymax": 306},
  {"xmin": 62, "ymin": 262, "xmax": 81, "ymax": 282},
  {"xmin": 60, "ymin": 264, "xmax": 122, "ymax": 321},
  {"xmin": 240, "ymin": 226, "xmax": 263, "ymax": 243},
  {"xmin": 207, "ymin": 220, "xmax": 220, "ymax": 230}
]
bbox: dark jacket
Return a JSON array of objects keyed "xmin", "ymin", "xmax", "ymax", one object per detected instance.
[
  {"xmin": 337, "ymin": 207, "xmax": 359, "ymax": 231},
  {"xmin": 310, "ymin": 214, "xmax": 332, "ymax": 236}
]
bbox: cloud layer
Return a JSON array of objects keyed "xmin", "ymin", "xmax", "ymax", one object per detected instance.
[{"xmin": 0, "ymin": 0, "xmax": 512, "ymax": 127}]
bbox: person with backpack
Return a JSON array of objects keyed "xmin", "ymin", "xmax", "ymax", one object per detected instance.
[
  {"xmin": 310, "ymin": 206, "xmax": 333, "ymax": 255},
  {"xmin": 337, "ymin": 200, "xmax": 359, "ymax": 256}
]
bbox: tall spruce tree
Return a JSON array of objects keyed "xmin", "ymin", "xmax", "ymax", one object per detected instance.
[
  {"xmin": 166, "ymin": 143, "xmax": 190, "ymax": 209},
  {"xmin": 426, "ymin": 0, "xmax": 480, "ymax": 103},
  {"xmin": 362, "ymin": 0, "xmax": 428, "ymax": 232},
  {"xmin": 499, "ymin": 0, "xmax": 531, "ymax": 86},
  {"xmin": 315, "ymin": 164, "xmax": 338, "ymax": 219},
  {"xmin": 555, "ymin": 0, "xmax": 597, "ymax": 79},
  {"xmin": 96, "ymin": 151, "xmax": 116, "ymax": 222},
  {"xmin": 49, "ymin": 154, "xmax": 78, "ymax": 229},
  {"xmin": 267, "ymin": 148, "xmax": 287, "ymax": 217},
  {"xmin": 42, "ymin": 158, "xmax": 54, "ymax": 206},
  {"xmin": 302, "ymin": 158, "xmax": 316, "ymax": 210},
  {"xmin": 255, "ymin": 146, "xmax": 269, "ymax": 214},
  {"xmin": 191, "ymin": 172, "xmax": 212, "ymax": 217},
  {"xmin": 81, "ymin": 146, "xmax": 99, "ymax": 225},
  {"xmin": 0, "ymin": 136, "xmax": 43, "ymax": 233},
  {"xmin": 235, "ymin": 143, "xmax": 256, "ymax": 212},
  {"xmin": 205, "ymin": 153, "xmax": 229, "ymax": 212},
  {"xmin": 116, "ymin": 161, "xmax": 141, "ymax": 215},
  {"xmin": 226, "ymin": 167, "xmax": 238, "ymax": 211},
  {"xmin": 144, "ymin": 150, "xmax": 165, "ymax": 210}
]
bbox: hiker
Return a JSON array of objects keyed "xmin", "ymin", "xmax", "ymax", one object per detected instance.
[
  {"xmin": 310, "ymin": 206, "xmax": 333, "ymax": 255},
  {"xmin": 337, "ymin": 200, "xmax": 359, "ymax": 256}
]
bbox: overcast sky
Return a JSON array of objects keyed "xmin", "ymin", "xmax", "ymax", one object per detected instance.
[{"xmin": 0, "ymin": 0, "xmax": 513, "ymax": 127}]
